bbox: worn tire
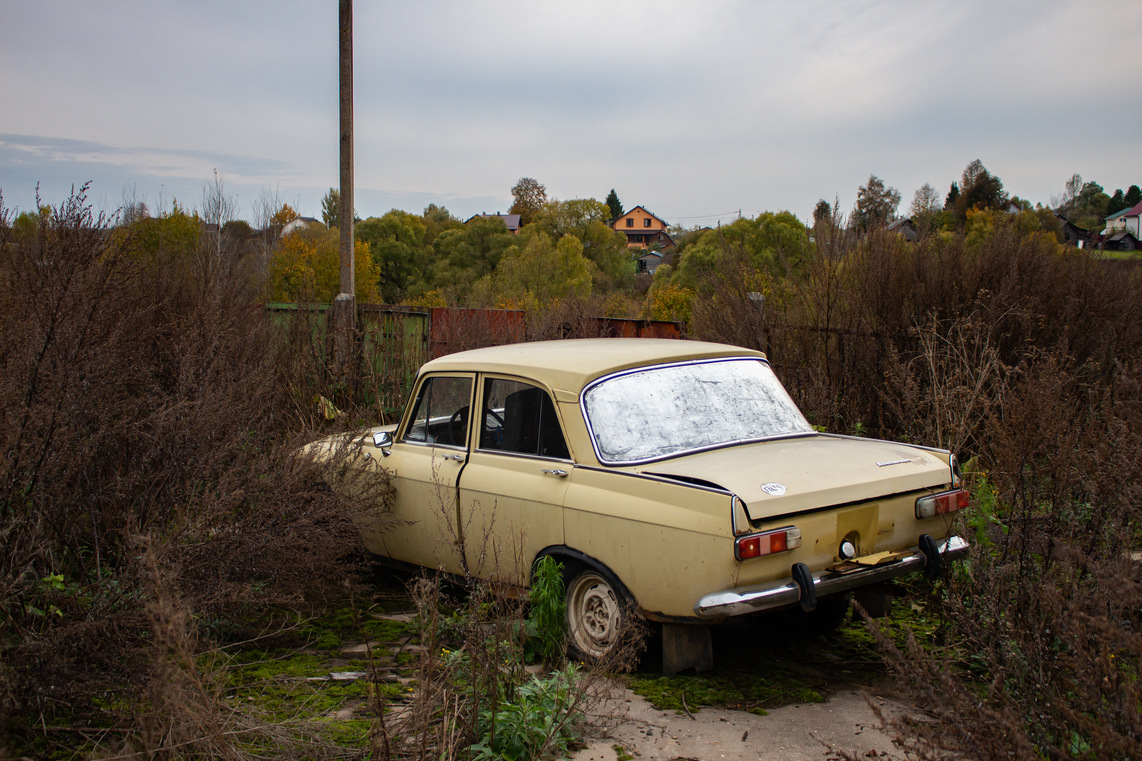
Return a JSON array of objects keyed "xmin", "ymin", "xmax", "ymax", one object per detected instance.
[{"xmin": 565, "ymin": 569, "xmax": 625, "ymax": 660}]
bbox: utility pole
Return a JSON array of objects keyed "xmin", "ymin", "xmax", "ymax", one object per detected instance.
[{"xmin": 333, "ymin": 0, "xmax": 355, "ymax": 373}]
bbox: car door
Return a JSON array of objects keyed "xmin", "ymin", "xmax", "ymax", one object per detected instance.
[
  {"xmin": 365, "ymin": 372, "xmax": 474, "ymax": 576},
  {"xmin": 458, "ymin": 376, "xmax": 572, "ymax": 585}
]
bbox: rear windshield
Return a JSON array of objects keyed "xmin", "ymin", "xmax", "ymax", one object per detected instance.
[{"xmin": 582, "ymin": 358, "xmax": 812, "ymax": 464}]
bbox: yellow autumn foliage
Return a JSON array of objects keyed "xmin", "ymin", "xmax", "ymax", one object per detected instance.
[{"xmin": 266, "ymin": 227, "xmax": 378, "ymax": 303}]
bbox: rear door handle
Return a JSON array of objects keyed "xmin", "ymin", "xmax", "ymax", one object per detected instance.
[{"xmin": 541, "ymin": 468, "xmax": 568, "ymax": 478}]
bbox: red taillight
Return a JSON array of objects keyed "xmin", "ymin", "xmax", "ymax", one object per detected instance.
[
  {"xmin": 915, "ymin": 488, "xmax": 970, "ymax": 519},
  {"xmin": 736, "ymin": 526, "xmax": 802, "ymax": 560}
]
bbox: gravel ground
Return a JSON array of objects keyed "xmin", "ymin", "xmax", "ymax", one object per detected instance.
[{"xmin": 571, "ymin": 682, "xmax": 917, "ymax": 761}]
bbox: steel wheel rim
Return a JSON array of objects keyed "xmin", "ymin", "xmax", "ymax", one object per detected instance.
[{"xmin": 567, "ymin": 571, "xmax": 620, "ymax": 658}]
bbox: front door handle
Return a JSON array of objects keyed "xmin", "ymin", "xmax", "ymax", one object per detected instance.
[
  {"xmin": 444, "ymin": 453, "xmax": 465, "ymax": 462},
  {"xmin": 541, "ymin": 468, "xmax": 568, "ymax": 478}
]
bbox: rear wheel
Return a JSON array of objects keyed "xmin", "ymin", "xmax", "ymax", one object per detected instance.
[
  {"xmin": 796, "ymin": 593, "xmax": 852, "ymax": 636},
  {"xmin": 565, "ymin": 570, "xmax": 624, "ymax": 660}
]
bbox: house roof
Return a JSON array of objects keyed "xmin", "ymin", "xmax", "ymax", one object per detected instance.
[
  {"xmin": 281, "ymin": 216, "xmax": 323, "ymax": 235},
  {"xmin": 887, "ymin": 218, "xmax": 919, "ymax": 241},
  {"xmin": 615, "ymin": 205, "xmax": 669, "ymax": 227},
  {"xmin": 1105, "ymin": 201, "xmax": 1142, "ymax": 223},
  {"xmin": 466, "ymin": 213, "xmax": 521, "ymax": 231},
  {"xmin": 1054, "ymin": 213, "xmax": 1090, "ymax": 233}
]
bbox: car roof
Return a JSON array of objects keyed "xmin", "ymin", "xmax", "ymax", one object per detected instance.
[{"xmin": 420, "ymin": 338, "xmax": 766, "ymax": 395}]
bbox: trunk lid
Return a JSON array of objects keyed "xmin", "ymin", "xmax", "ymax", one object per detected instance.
[{"xmin": 639, "ymin": 434, "xmax": 950, "ymax": 521}]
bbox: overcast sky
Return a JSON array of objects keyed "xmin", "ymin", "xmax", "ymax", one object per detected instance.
[{"xmin": 3, "ymin": 0, "xmax": 1140, "ymax": 228}]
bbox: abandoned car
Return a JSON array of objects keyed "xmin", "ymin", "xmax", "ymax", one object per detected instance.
[{"xmin": 311, "ymin": 338, "xmax": 969, "ymax": 665}]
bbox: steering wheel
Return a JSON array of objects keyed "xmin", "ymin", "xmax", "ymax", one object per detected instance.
[
  {"xmin": 485, "ymin": 409, "xmax": 505, "ymax": 429},
  {"xmin": 448, "ymin": 407, "xmax": 469, "ymax": 445}
]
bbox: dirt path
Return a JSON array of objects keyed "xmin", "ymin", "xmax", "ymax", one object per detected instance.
[{"xmin": 572, "ymin": 682, "xmax": 912, "ymax": 761}]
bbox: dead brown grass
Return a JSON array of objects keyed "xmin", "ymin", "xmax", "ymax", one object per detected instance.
[
  {"xmin": 690, "ymin": 210, "xmax": 1142, "ymax": 758},
  {"xmin": 0, "ymin": 186, "xmax": 391, "ymax": 758}
]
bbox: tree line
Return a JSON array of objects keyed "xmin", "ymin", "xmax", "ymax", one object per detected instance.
[{"xmin": 7, "ymin": 161, "xmax": 1137, "ymax": 324}]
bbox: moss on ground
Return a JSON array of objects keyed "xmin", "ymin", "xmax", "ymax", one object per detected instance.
[
  {"xmin": 629, "ymin": 671, "xmax": 823, "ymax": 715},
  {"xmin": 628, "ymin": 592, "xmax": 950, "ymax": 715},
  {"xmin": 212, "ymin": 577, "xmax": 419, "ymax": 752}
]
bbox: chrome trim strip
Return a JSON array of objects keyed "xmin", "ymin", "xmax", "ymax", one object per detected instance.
[
  {"xmin": 572, "ymin": 465, "xmax": 734, "ymax": 495},
  {"xmin": 694, "ymin": 535, "xmax": 970, "ymax": 619},
  {"xmin": 822, "ymin": 432, "xmax": 951, "ymax": 456}
]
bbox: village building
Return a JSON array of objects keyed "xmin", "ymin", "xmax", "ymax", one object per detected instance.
[
  {"xmin": 465, "ymin": 213, "xmax": 521, "ymax": 233},
  {"xmin": 612, "ymin": 206, "xmax": 675, "ymax": 250}
]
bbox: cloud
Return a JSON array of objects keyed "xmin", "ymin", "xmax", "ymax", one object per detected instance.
[{"xmin": 3, "ymin": 0, "xmax": 1141, "ymax": 223}]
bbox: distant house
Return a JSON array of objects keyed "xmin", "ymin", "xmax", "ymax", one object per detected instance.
[
  {"xmin": 1104, "ymin": 200, "xmax": 1142, "ymax": 238},
  {"xmin": 886, "ymin": 218, "xmax": 920, "ymax": 242},
  {"xmin": 1054, "ymin": 213, "xmax": 1091, "ymax": 248},
  {"xmin": 612, "ymin": 206, "xmax": 675, "ymax": 249},
  {"xmin": 466, "ymin": 213, "xmax": 521, "ymax": 233},
  {"xmin": 281, "ymin": 216, "xmax": 323, "ymax": 236},
  {"xmin": 636, "ymin": 250, "xmax": 665, "ymax": 275},
  {"xmin": 1103, "ymin": 231, "xmax": 1139, "ymax": 252}
]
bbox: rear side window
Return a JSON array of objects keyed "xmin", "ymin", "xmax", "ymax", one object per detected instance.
[{"xmin": 480, "ymin": 378, "xmax": 570, "ymax": 460}]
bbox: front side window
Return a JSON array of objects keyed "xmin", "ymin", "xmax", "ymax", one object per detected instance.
[
  {"xmin": 583, "ymin": 358, "xmax": 812, "ymax": 464},
  {"xmin": 480, "ymin": 378, "xmax": 569, "ymax": 459},
  {"xmin": 403, "ymin": 375, "xmax": 473, "ymax": 447}
]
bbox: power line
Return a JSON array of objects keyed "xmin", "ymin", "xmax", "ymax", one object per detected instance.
[{"xmin": 666, "ymin": 209, "xmax": 747, "ymax": 222}]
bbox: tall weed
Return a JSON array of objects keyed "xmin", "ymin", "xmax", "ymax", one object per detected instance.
[
  {"xmin": 693, "ymin": 212, "xmax": 1142, "ymax": 758},
  {"xmin": 0, "ymin": 187, "xmax": 390, "ymax": 758}
]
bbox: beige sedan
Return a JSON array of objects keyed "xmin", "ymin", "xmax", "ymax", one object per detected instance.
[{"xmin": 317, "ymin": 339, "xmax": 969, "ymax": 667}]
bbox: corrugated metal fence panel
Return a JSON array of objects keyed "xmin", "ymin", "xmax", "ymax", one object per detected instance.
[
  {"xmin": 264, "ymin": 302, "xmax": 331, "ymax": 364},
  {"xmin": 588, "ymin": 317, "xmax": 685, "ymax": 339},
  {"xmin": 359, "ymin": 306, "xmax": 429, "ymax": 418},
  {"xmin": 263, "ymin": 303, "xmax": 680, "ymax": 418},
  {"xmin": 428, "ymin": 307, "xmax": 526, "ymax": 358}
]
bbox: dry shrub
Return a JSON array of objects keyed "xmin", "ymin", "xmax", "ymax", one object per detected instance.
[
  {"xmin": 906, "ymin": 352, "xmax": 1142, "ymax": 759},
  {"xmin": 524, "ymin": 294, "xmax": 611, "ymax": 341},
  {"xmin": 430, "ymin": 306, "xmax": 526, "ymax": 357},
  {"xmin": 881, "ymin": 311, "xmax": 1015, "ymax": 455},
  {"xmin": 371, "ymin": 570, "xmax": 638, "ymax": 761},
  {"xmin": 0, "ymin": 187, "xmax": 389, "ymax": 757},
  {"xmin": 271, "ymin": 303, "xmax": 428, "ymax": 428},
  {"xmin": 690, "ymin": 213, "xmax": 1142, "ymax": 758},
  {"xmin": 687, "ymin": 245, "xmax": 768, "ymax": 354}
]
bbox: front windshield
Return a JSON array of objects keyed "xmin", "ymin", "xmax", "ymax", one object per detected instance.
[{"xmin": 582, "ymin": 358, "xmax": 812, "ymax": 464}]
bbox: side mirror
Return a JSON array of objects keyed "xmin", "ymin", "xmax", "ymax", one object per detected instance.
[{"xmin": 372, "ymin": 430, "xmax": 393, "ymax": 454}]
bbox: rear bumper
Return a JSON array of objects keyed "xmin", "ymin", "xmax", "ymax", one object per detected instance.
[{"xmin": 694, "ymin": 535, "xmax": 969, "ymax": 619}]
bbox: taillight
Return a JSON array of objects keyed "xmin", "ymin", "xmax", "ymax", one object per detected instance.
[
  {"xmin": 736, "ymin": 526, "xmax": 802, "ymax": 560},
  {"xmin": 915, "ymin": 488, "xmax": 970, "ymax": 519}
]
